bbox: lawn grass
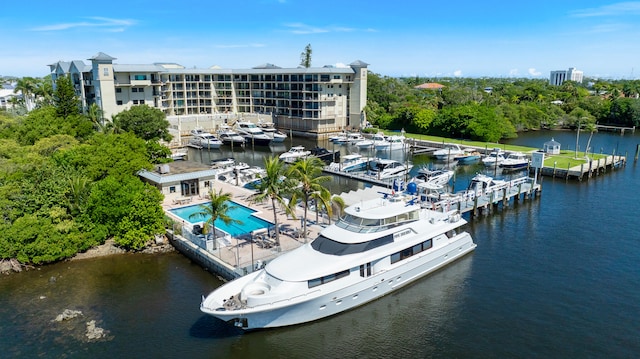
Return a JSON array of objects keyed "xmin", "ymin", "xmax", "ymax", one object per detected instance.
[
  {"xmin": 401, "ymin": 131, "xmax": 609, "ymax": 169},
  {"xmin": 542, "ymin": 150, "xmax": 608, "ymax": 169}
]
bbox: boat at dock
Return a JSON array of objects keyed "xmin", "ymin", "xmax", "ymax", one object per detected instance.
[
  {"xmin": 432, "ymin": 144, "xmax": 464, "ymax": 161},
  {"xmin": 367, "ymin": 159, "xmax": 412, "ymax": 180},
  {"xmin": 453, "ymin": 150, "xmax": 481, "ymax": 164},
  {"xmin": 328, "ymin": 154, "xmax": 370, "ymax": 173},
  {"xmin": 278, "ymin": 146, "xmax": 311, "ymax": 163},
  {"xmin": 374, "ymin": 135, "xmax": 406, "ymax": 151},
  {"xmin": 411, "ymin": 167, "xmax": 454, "ymax": 186},
  {"xmin": 499, "ymin": 152, "xmax": 530, "ymax": 172},
  {"xmin": 236, "ymin": 121, "xmax": 273, "ymax": 146},
  {"xmin": 257, "ymin": 120, "xmax": 287, "ymax": 143},
  {"xmin": 189, "ymin": 129, "xmax": 223, "ymax": 149},
  {"xmin": 482, "ymin": 148, "xmax": 505, "ymax": 167},
  {"xmin": 200, "ymin": 191, "xmax": 476, "ymax": 330},
  {"xmin": 217, "ymin": 126, "xmax": 246, "ymax": 146}
]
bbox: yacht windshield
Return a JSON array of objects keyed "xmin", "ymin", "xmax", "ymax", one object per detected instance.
[{"xmin": 311, "ymin": 234, "xmax": 393, "ymax": 256}]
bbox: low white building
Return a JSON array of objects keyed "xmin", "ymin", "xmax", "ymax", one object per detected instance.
[{"xmin": 138, "ymin": 161, "xmax": 218, "ymax": 204}]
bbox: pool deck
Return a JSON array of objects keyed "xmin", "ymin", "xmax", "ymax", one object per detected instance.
[{"xmin": 162, "ymin": 181, "xmax": 324, "ymax": 271}]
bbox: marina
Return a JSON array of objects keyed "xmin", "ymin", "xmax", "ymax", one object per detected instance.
[{"xmin": 3, "ymin": 130, "xmax": 639, "ymax": 358}]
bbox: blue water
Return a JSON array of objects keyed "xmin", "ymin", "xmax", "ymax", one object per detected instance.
[
  {"xmin": 169, "ymin": 201, "xmax": 272, "ymax": 236},
  {"xmin": 1, "ymin": 131, "xmax": 639, "ymax": 358}
]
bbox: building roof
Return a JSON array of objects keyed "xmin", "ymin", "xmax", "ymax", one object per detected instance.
[
  {"xmin": 89, "ymin": 52, "xmax": 117, "ymax": 61},
  {"xmin": 138, "ymin": 161, "xmax": 217, "ymax": 185},
  {"xmin": 415, "ymin": 82, "xmax": 445, "ymax": 90}
]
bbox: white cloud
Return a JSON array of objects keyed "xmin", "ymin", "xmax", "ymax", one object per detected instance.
[
  {"xmin": 283, "ymin": 22, "xmax": 375, "ymax": 35},
  {"xmin": 30, "ymin": 17, "xmax": 136, "ymax": 32},
  {"xmin": 571, "ymin": 2, "xmax": 640, "ymax": 17},
  {"xmin": 509, "ymin": 69, "xmax": 519, "ymax": 76},
  {"xmin": 528, "ymin": 68, "xmax": 542, "ymax": 76},
  {"xmin": 453, "ymin": 70, "xmax": 463, "ymax": 77}
]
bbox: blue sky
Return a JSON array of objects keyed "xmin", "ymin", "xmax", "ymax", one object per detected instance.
[{"xmin": 1, "ymin": 0, "xmax": 639, "ymax": 79}]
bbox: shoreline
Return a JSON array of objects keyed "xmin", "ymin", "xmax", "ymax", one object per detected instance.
[{"xmin": 1, "ymin": 237, "xmax": 176, "ymax": 275}]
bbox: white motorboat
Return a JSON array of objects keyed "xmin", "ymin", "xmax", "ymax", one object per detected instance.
[
  {"xmin": 170, "ymin": 147, "xmax": 188, "ymax": 161},
  {"xmin": 432, "ymin": 144, "xmax": 464, "ymax": 161},
  {"xmin": 355, "ymin": 132, "xmax": 387, "ymax": 150},
  {"xmin": 367, "ymin": 159, "xmax": 412, "ymax": 180},
  {"xmin": 463, "ymin": 173, "xmax": 508, "ymax": 197},
  {"xmin": 236, "ymin": 121, "xmax": 273, "ymax": 146},
  {"xmin": 200, "ymin": 191, "xmax": 476, "ymax": 330},
  {"xmin": 482, "ymin": 148, "xmax": 506, "ymax": 167},
  {"xmin": 217, "ymin": 126, "xmax": 245, "ymax": 146},
  {"xmin": 328, "ymin": 154, "xmax": 370, "ymax": 173},
  {"xmin": 189, "ymin": 129, "xmax": 223, "ymax": 149},
  {"xmin": 374, "ymin": 135, "xmax": 406, "ymax": 151},
  {"xmin": 411, "ymin": 167, "xmax": 454, "ymax": 186},
  {"xmin": 333, "ymin": 132, "xmax": 364, "ymax": 145},
  {"xmin": 499, "ymin": 152, "xmax": 530, "ymax": 171},
  {"xmin": 258, "ymin": 121, "xmax": 288, "ymax": 143},
  {"xmin": 279, "ymin": 145, "xmax": 311, "ymax": 163}
]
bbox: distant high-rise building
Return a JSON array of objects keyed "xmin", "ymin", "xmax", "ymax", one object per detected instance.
[{"xmin": 549, "ymin": 67, "xmax": 583, "ymax": 86}]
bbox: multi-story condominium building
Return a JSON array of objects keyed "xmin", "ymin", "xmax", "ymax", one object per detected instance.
[
  {"xmin": 549, "ymin": 67, "xmax": 583, "ymax": 86},
  {"xmin": 48, "ymin": 52, "xmax": 369, "ymax": 136}
]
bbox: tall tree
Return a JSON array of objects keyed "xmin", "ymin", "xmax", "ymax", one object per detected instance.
[
  {"xmin": 300, "ymin": 44, "xmax": 312, "ymax": 68},
  {"xmin": 288, "ymin": 156, "xmax": 331, "ymax": 242},
  {"xmin": 250, "ymin": 156, "xmax": 296, "ymax": 248},
  {"xmin": 13, "ymin": 77, "xmax": 38, "ymax": 112},
  {"xmin": 53, "ymin": 75, "xmax": 80, "ymax": 118},
  {"xmin": 189, "ymin": 189, "xmax": 241, "ymax": 249},
  {"xmin": 114, "ymin": 104, "xmax": 172, "ymax": 142}
]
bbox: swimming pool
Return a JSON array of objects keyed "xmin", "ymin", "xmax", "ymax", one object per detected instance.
[{"xmin": 169, "ymin": 201, "xmax": 272, "ymax": 236}]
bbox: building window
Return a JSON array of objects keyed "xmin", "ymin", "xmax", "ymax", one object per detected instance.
[
  {"xmin": 116, "ymin": 100, "xmax": 123, "ymax": 105},
  {"xmin": 103, "ymin": 68, "xmax": 109, "ymax": 77},
  {"xmin": 116, "ymin": 88, "xmax": 122, "ymax": 93},
  {"xmin": 169, "ymin": 186, "xmax": 176, "ymax": 193}
]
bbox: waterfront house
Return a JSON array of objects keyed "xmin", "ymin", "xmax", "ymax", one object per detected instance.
[{"xmin": 138, "ymin": 161, "xmax": 217, "ymax": 204}]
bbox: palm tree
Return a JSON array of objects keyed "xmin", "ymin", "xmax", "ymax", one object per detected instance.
[
  {"xmin": 288, "ymin": 156, "xmax": 331, "ymax": 242},
  {"xmin": 188, "ymin": 189, "xmax": 241, "ymax": 249},
  {"xmin": 14, "ymin": 77, "xmax": 38, "ymax": 112},
  {"xmin": 87, "ymin": 103, "xmax": 105, "ymax": 132},
  {"xmin": 250, "ymin": 156, "xmax": 296, "ymax": 249},
  {"xmin": 311, "ymin": 191, "xmax": 345, "ymax": 225},
  {"xmin": 583, "ymin": 122, "xmax": 598, "ymax": 159}
]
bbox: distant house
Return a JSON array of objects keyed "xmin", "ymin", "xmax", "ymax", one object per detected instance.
[
  {"xmin": 414, "ymin": 82, "xmax": 445, "ymax": 90},
  {"xmin": 543, "ymin": 138, "xmax": 561, "ymax": 155},
  {"xmin": 0, "ymin": 88, "xmax": 19, "ymax": 110}
]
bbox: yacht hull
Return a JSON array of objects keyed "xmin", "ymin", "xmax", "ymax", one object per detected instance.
[{"xmin": 201, "ymin": 234, "xmax": 476, "ymax": 330}]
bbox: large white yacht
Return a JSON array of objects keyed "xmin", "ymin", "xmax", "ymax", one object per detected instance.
[{"xmin": 200, "ymin": 192, "xmax": 476, "ymax": 330}]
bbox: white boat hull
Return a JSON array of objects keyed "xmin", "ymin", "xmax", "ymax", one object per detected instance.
[{"xmin": 201, "ymin": 234, "xmax": 476, "ymax": 329}]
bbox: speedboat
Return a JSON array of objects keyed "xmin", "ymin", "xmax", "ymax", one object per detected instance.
[
  {"xmin": 482, "ymin": 148, "xmax": 506, "ymax": 167},
  {"xmin": 189, "ymin": 129, "xmax": 222, "ymax": 149},
  {"xmin": 367, "ymin": 159, "xmax": 412, "ymax": 180},
  {"xmin": 499, "ymin": 152, "xmax": 529, "ymax": 172},
  {"xmin": 328, "ymin": 154, "xmax": 369, "ymax": 173},
  {"xmin": 411, "ymin": 167, "xmax": 454, "ymax": 186},
  {"xmin": 453, "ymin": 150, "xmax": 481, "ymax": 164},
  {"xmin": 236, "ymin": 121, "xmax": 273, "ymax": 146},
  {"xmin": 279, "ymin": 146, "xmax": 311, "ymax": 163},
  {"xmin": 432, "ymin": 144, "xmax": 464, "ymax": 161},
  {"xmin": 217, "ymin": 126, "xmax": 245, "ymax": 146},
  {"xmin": 200, "ymin": 191, "xmax": 476, "ymax": 330},
  {"xmin": 374, "ymin": 135, "xmax": 406, "ymax": 151},
  {"xmin": 333, "ymin": 132, "xmax": 363, "ymax": 145}
]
